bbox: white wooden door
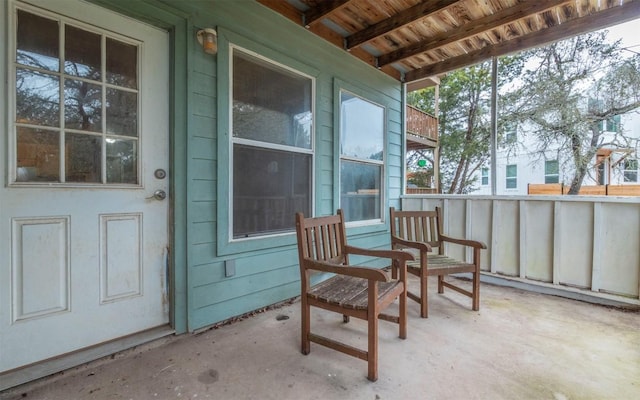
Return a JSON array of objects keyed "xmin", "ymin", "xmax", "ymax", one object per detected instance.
[{"xmin": 0, "ymin": 0, "xmax": 170, "ymax": 372}]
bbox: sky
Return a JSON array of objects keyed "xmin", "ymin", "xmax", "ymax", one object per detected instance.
[{"xmin": 603, "ymin": 18, "xmax": 640, "ymax": 56}]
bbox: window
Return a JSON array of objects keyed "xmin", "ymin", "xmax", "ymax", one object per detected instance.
[
  {"xmin": 231, "ymin": 48, "xmax": 313, "ymax": 238},
  {"xmin": 13, "ymin": 8, "xmax": 139, "ymax": 184},
  {"xmin": 624, "ymin": 158, "xmax": 638, "ymax": 182},
  {"xmin": 340, "ymin": 91, "xmax": 384, "ymax": 223},
  {"xmin": 544, "ymin": 160, "xmax": 559, "ymax": 184},
  {"xmin": 600, "ymin": 115, "xmax": 621, "ymax": 133},
  {"xmin": 506, "ymin": 164, "xmax": 517, "ymax": 189},
  {"xmin": 481, "ymin": 167, "xmax": 489, "ymax": 185},
  {"xmin": 504, "ymin": 123, "xmax": 517, "ymax": 144}
]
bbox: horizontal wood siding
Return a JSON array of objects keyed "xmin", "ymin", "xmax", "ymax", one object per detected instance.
[{"xmin": 168, "ymin": 2, "xmax": 405, "ymax": 330}]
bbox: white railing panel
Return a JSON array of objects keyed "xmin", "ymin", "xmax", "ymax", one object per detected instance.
[
  {"xmin": 556, "ymin": 201, "xmax": 593, "ymax": 289},
  {"xmin": 598, "ymin": 203, "xmax": 640, "ymax": 297},
  {"xmin": 402, "ymin": 195, "xmax": 640, "ymax": 301}
]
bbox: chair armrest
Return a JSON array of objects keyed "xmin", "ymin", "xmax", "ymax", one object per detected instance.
[
  {"xmin": 344, "ymin": 245, "xmax": 415, "ymax": 262},
  {"xmin": 303, "ymin": 259, "xmax": 391, "ymax": 282},
  {"xmin": 389, "ymin": 235, "xmax": 432, "ymax": 253},
  {"xmin": 439, "ymin": 234, "xmax": 487, "ymax": 249}
]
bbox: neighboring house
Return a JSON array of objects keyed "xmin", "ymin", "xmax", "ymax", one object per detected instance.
[{"xmin": 472, "ymin": 112, "xmax": 640, "ymax": 195}]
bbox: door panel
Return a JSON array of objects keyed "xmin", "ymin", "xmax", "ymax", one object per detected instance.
[{"xmin": 0, "ymin": 0, "xmax": 170, "ymax": 372}]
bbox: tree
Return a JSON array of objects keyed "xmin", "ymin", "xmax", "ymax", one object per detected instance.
[
  {"xmin": 513, "ymin": 31, "xmax": 640, "ymax": 194},
  {"xmin": 408, "ymin": 56, "xmax": 524, "ymax": 194}
]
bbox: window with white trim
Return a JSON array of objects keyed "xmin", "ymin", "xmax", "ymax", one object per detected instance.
[
  {"xmin": 544, "ymin": 160, "xmax": 559, "ymax": 184},
  {"xmin": 231, "ymin": 48, "xmax": 313, "ymax": 238},
  {"xmin": 506, "ymin": 164, "xmax": 517, "ymax": 189},
  {"xmin": 13, "ymin": 7, "xmax": 140, "ymax": 184},
  {"xmin": 339, "ymin": 91, "xmax": 384, "ymax": 223},
  {"xmin": 623, "ymin": 158, "xmax": 638, "ymax": 182},
  {"xmin": 481, "ymin": 167, "xmax": 489, "ymax": 185}
]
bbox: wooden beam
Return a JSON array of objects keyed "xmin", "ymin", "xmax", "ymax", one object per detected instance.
[
  {"xmin": 256, "ymin": 0, "xmax": 303, "ymax": 25},
  {"xmin": 345, "ymin": 0, "xmax": 459, "ymax": 50},
  {"xmin": 379, "ymin": 0, "xmax": 572, "ymax": 67},
  {"xmin": 304, "ymin": 0, "xmax": 353, "ymax": 28},
  {"xmin": 405, "ymin": 0, "xmax": 640, "ymax": 82}
]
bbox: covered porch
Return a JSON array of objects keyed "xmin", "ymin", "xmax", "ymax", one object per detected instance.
[{"xmin": 2, "ymin": 277, "xmax": 637, "ymax": 399}]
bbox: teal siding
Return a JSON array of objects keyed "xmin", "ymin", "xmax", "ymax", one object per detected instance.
[{"xmin": 93, "ymin": 0, "xmax": 406, "ymax": 332}]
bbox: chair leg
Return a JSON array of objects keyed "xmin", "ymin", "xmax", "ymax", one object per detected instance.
[
  {"xmin": 420, "ymin": 276, "xmax": 428, "ymax": 318},
  {"xmin": 472, "ymin": 270, "xmax": 480, "ymax": 311},
  {"xmin": 438, "ymin": 275, "xmax": 444, "ymax": 293},
  {"xmin": 367, "ymin": 312, "xmax": 378, "ymax": 382},
  {"xmin": 301, "ymin": 298, "xmax": 310, "ymax": 355},
  {"xmin": 399, "ymin": 285, "xmax": 407, "ymax": 339}
]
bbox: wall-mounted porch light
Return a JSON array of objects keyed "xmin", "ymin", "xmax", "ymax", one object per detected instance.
[{"xmin": 196, "ymin": 28, "xmax": 217, "ymax": 55}]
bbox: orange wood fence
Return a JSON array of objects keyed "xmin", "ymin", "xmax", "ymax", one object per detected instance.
[{"xmin": 528, "ymin": 183, "xmax": 640, "ymax": 196}]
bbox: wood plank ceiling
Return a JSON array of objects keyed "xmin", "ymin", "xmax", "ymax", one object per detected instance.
[{"xmin": 258, "ymin": 0, "xmax": 640, "ymax": 87}]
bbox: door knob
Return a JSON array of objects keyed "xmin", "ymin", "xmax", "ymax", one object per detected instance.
[{"xmin": 147, "ymin": 189, "xmax": 167, "ymax": 201}]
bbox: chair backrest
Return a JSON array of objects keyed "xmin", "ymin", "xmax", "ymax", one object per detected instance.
[
  {"xmin": 389, "ymin": 206, "xmax": 443, "ymax": 254},
  {"xmin": 295, "ymin": 210, "xmax": 349, "ymax": 270}
]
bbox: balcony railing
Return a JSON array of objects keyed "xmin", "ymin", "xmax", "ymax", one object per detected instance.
[
  {"xmin": 406, "ymin": 105, "xmax": 438, "ymax": 143},
  {"xmin": 402, "ymin": 194, "xmax": 640, "ymax": 305}
]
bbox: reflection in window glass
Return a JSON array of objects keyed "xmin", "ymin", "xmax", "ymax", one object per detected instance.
[
  {"xmin": 106, "ymin": 38, "xmax": 137, "ymax": 88},
  {"xmin": 231, "ymin": 48, "xmax": 313, "ymax": 238},
  {"xmin": 16, "ymin": 69, "xmax": 60, "ymax": 127},
  {"xmin": 107, "ymin": 139, "xmax": 138, "ymax": 184},
  {"xmin": 233, "ymin": 145, "xmax": 311, "ymax": 238},
  {"xmin": 16, "ymin": 10, "xmax": 59, "ymax": 71},
  {"xmin": 340, "ymin": 161, "xmax": 381, "ymax": 222},
  {"xmin": 106, "ymin": 88, "xmax": 137, "ymax": 136},
  {"xmin": 340, "ymin": 92, "xmax": 384, "ymax": 160},
  {"xmin": 66, "ymin": 133, "xmax": 101, "ymax": 183},
  {"xmin": 340, "ymin": 90, "xmax": 384, "ymax": 222},
  {"xmin": 65, "ymin": 79, "xmax": 102, "ymax": 131},
  {"xmin": 65, "ymin": 25, "xmax": 101, "ymax": 79},
  {"xmin": 13, "ymin": 8, "xmax": 140, "ymax": 185},
  {"xmin": 233, "ymin": 51, "xmax": 312, "ymax": 149},
  {"xmin": 16, "ymin": 127, "xmax": 60, "ymax": 182}
]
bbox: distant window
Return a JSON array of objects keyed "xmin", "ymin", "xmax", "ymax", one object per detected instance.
[
  {"xmin": 481, "ymin": 167, "xmax": 489, "ymax": 185},
  {"xmin": 506, "ymin": 164, "xmax": 517, "ymax": 189},
  {"xmin": 600, "ymin": 115, "xmax": 621, "ymax": 132},
  {"xmin": 545, "ymin": 160, "xmax": 559, "ymax": 184},
  {"xmin": 504, "ymin": 123, "xmax": 517, "ymax": 144},
  {"xmin": 624, "ymin": 158, "xmax": 638, "ymax": 182}
]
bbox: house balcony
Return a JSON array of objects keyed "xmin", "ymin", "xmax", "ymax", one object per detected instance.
[{"xmin": 406, "ymin": 104, "xmax": 438, "ymax": 150}]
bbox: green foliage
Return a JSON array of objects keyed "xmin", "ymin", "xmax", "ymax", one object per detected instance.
[{"xmin": 408, "ymin": 55, "xmax": 526, "ymax": 194}]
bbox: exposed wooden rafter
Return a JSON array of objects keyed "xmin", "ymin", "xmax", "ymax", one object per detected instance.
[
  {"xmin": 345, "ymin": 0, "xmax": 459, "ymax": 50},
  {"xmin": 377, "ymin": 0, "xmax": 573, "ymax": 68},
  {"xmin": 304, "ymin": 0, "xmax": 352, "ymax": 28},
  {"xmin": 257, "ymin": 0, "xmax": 640, "ymax": 84},
  {"xmin": 404, "ymin": 0, "xmax": 640, "ymax": 81}
]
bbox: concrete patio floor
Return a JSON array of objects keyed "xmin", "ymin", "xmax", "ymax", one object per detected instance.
[{"xmin": 1, "ymin": 278, "xmax": 639, "ymax": 400}]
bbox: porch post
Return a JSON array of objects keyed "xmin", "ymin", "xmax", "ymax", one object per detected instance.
[{"xmin": 490, "ymin": 56, "xmax": 498, "ymax": 196}]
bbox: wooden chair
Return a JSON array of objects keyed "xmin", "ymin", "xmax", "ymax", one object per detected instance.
[
  {"xmin": 295, "ymin": 210, "xmax": 414, "ymax": 382},
  {"xmin": 389, "ymin": 207, "xmax": 487, "ymax": 318}
]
